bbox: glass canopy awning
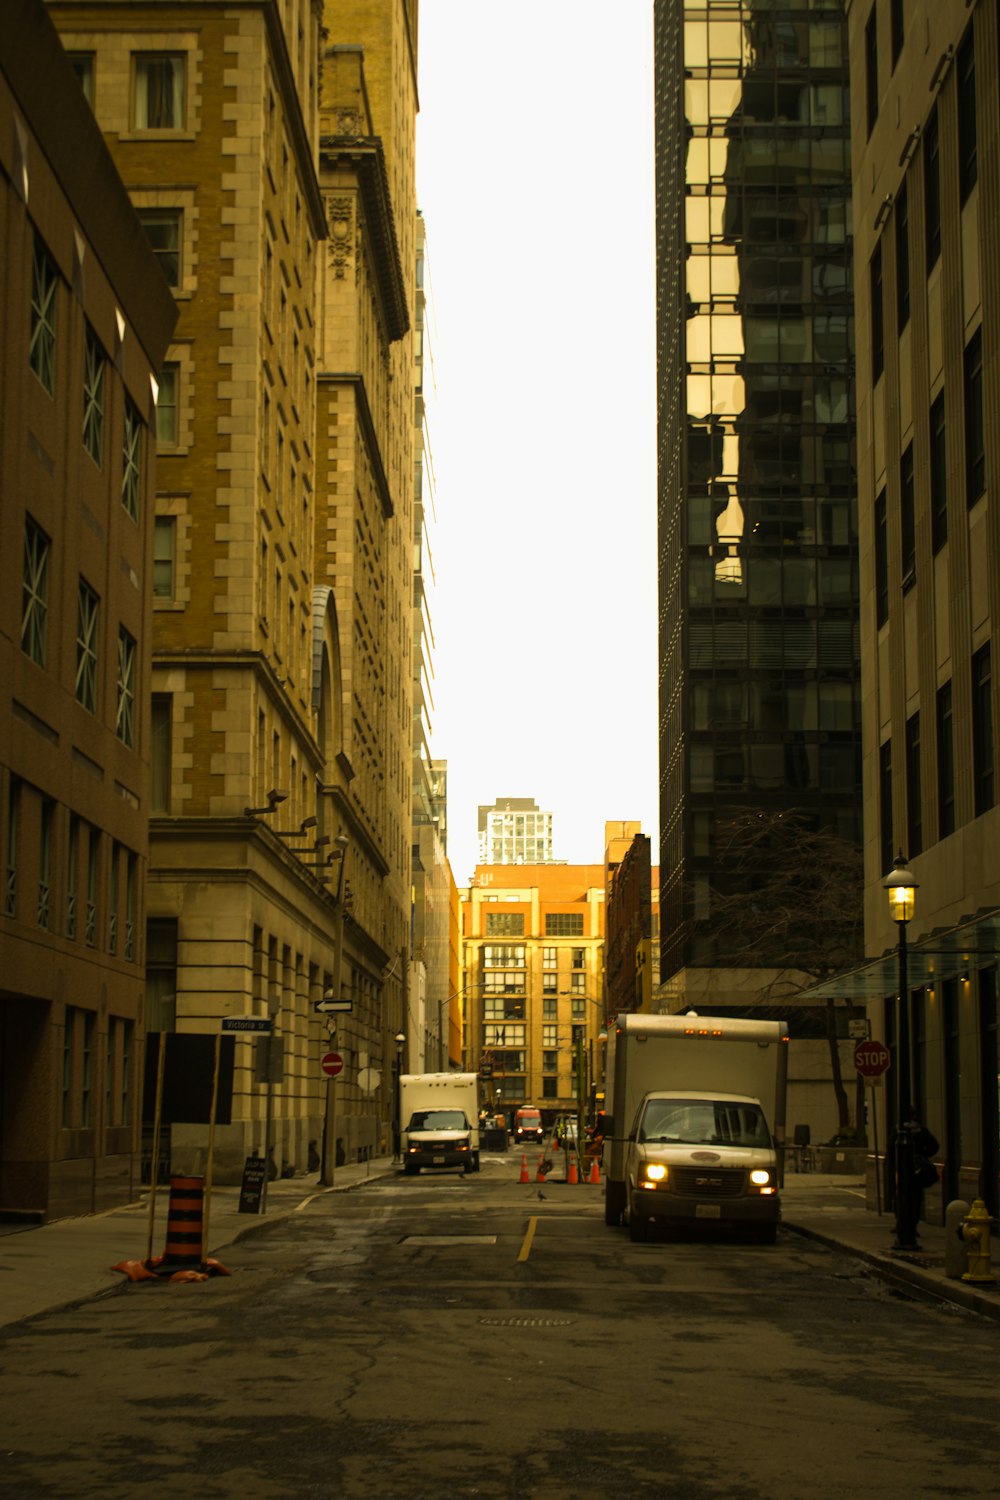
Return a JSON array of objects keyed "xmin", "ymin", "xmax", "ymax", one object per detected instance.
[{"xmin": 797, "ymin": 908, "xmax": 1000, "ymax": 1002}]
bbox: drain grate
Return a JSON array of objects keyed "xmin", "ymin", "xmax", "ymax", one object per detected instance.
[{"xmin": 478, "ymin": 1315, "xmax": 575, "ymax": 1328}]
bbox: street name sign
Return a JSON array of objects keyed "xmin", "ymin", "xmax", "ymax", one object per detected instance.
[
  {"xmin": 222, "ymin": 1016, "xmax": 273, "ymax": 1033},
  {"xmin": 321, "ymin": 1051, "xmax": 344, "ymax": 1077},
  {"xmin": 854, "ymin": 1039, "xmax": 890, "ymax": 1077}
]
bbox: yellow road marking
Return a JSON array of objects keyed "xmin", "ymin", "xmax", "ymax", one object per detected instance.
[{"xmin": 518, "ymin": 1215, "xmax": 538, "ymax": 1262}]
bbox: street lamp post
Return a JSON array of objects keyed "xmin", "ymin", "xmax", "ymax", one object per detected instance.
[
  {"xmin": 884, "ymin": 852, "xmax": 919, "ymax": 1251},
  {"xmin": 318, "ymin": 833, "xmax": 350, "ymax": 1187},
  {"xmin": 393, "ymin": 1031, "xmax": 406, "ymax": 1162}
]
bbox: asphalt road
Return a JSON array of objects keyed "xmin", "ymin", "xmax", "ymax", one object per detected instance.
[{"xmin": 1, "ymin": 1152, "xmax": 998, "ymax": 1499}]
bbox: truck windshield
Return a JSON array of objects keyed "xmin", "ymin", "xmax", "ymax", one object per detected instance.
[
  {"xmin": 639, "ymin": 1100, "xmax": 770, "ymax": 1149},
  {"xmin": 406, "ymin": 1110, "xmax": 468, "ymax": 1131}
]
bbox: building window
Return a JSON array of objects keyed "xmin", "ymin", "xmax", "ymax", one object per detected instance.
[
  {"xmin": 864, "ymin": 4, "xmax": 878, "ymax": 134},
  {"xmin": 133, "ymin": 54, "xmax": 185, "ymax": 130},
  {"xmin": 890, "ymin": 0, "xmax": 904, "ymax": 67},
  {"xmin": 137, "ymin": 209, "xmax": 181, "ymax": 287},
  {"xmin": 81, "ymin": 1010, "xmax": 95, "ymax": 1126},
  {"xmin": 900, "ymin": 443, "xmax": 915, "ymax": 589},
  {"xmin": 67, "ymin": 52, "xmax": 94, "ymax": 104},
  {"xmin": 957, "ymin": 26, "xmax": 977, "ymax": 204},
  {"xmin": 85, "ymin": 825, "xmax": 99, "ymax": 947},
  {"xmin": 156, "ymin": 362, "xmax": 179, "ymax": 444},
  {"xmin": 870, "ymin": 241, "xmax": 883, "ymax": 382},
  {"xmin": 545, "ymin": 913, "xmax": 584, "ymax": 937},
  {"xmin": 121, "ymin": 398, "xmax": 142, "ymax": 520},
  {"xmin": 964, "ymin": 328, "xmax": 985, "ymax": 505},
  {"xmin": 936, "ymin": 682, "xmax": 955, "ymax": 839},
  {"xmin": 21, "ymin": 516, "xmax": 50, "ymax": 666},
  {"xmin": 879, "ymin": 740, "xmax": 893, "ymax": 875},
  {"xmin": 972, "ymin": 644, "xmax": 994, "ymax": 816},
  {"xmin": 542, "ymin": 996, "xmax": 557, "ymax": 1019},
  {"xmin": 153, "ymin": 517, "xmax": 176, "ymax": 599},
  {"xmin": 4, "ymin": 781, "xmax": 18, "ymax": 918},
  {"xmin": 874, "ymin": 490, "xmax": 888, "ymax": 627},
  {"xmin": 75, "ymin": 579, "xmax": 99, "ymax": 711},
  {"xmin": 108, "ymin": 841, "xmax": 119, "ymax": 955},
  {"xmin": 895, "ymin": 183, "xmax": 909, "ymax": 330},
  {"xmin": 29, "ymin": 235, "xmax": 57, "ymax": 393},
  {"xmin": 116, "ymin": 627, "xmax": 136, "ymax": 747},
  {"xmin": 82, "ymin": 324, "xmax": 105, "ymax": 466},
  {"xmin": 542, "ymin": 973, "xmax": 557, "ymax": 997},
  {"xmin": 482, "ymin": 944, "xmax": 525, "ymax": 969},
  {"xmin": 124, "ymin": 851, "xmax": 136, "ymax": 961},
  {"xmin": 67, "ymin": 814, "xmax": 78, "ymax": 939},
  {"xmin": 542, "ymin": 947, "xmax": 557, "ymax": 970},
  {"xmin": 906, "ymin": 713, "xmax": 922, "ymax": 858},
  {"xmin": 38, "ymin": 798, "xmax": 54, "ymax": 930},
  {"xmin": 924, "ymin": 107, "xmax": 941, "ymax": 271},
  {"xmin": 542, "ymin": 1077, "xmax": 558, "ymax": 1100},
  {"xmin": 485, "ymin": 912, "xmax": 524, "ymax": 937},
  {"xmin": 930, "ymin": 392, "xmax": 947, "ymax": 552}
]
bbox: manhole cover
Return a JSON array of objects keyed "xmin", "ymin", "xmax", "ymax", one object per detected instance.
[{"xmin": 478, "ymin": 1316, "xmax": 575, "ymax": 1328}]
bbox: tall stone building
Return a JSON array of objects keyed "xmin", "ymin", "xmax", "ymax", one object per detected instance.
[
  {"xmin": 802, "ymin": 0, "xmax": 1000, "ymax": 1215},
  {"xmin": 654, "ymin": 0, "xmax": 861, "ymax": 1008},
  {"xmin": 0, "ymin": 0, "xmax": 176, "ymax": 1219},
  {"xmin": 45, "ymin": 0, "xmax": 420, "ymax": 1184}
]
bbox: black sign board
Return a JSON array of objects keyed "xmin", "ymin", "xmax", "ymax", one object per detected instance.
[
  {"xmin": 142, "ymin": 1033, "xmax": 235, "ymax": 1125},
  {"xmin": 238, "ymin": 1155, "xmax": 267, "ymax": 1215}
]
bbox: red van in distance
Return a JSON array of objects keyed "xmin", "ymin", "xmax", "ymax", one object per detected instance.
[{"xmin": 514, "ymin": 1107, "xmax": 544, "ymax": 1144}]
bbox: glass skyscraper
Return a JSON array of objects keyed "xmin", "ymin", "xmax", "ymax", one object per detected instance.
[{"xmin": 654, "ymin": 0, "xmax": 860, "ymax": 991}]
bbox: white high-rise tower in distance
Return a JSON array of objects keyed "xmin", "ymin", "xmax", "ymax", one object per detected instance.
[{"xmin": 477, "ymin": 798, "xmax": 554, "ymax": 865}]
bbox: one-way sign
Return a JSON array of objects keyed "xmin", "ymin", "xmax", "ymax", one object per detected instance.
[{"xmin": 314, "ymin": 996, "xmax": 352, "ymax": 1014}]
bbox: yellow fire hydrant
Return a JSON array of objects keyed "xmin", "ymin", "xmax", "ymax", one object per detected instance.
[{"xmin": 961, "ymin": 1199, "xmax": 995, "ymax": 1284}]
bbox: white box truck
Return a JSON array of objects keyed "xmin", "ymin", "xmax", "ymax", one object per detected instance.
[
  {"xmin": 602, "ymin": 1013, "xmax": 788, "ymax": 1242},
  {"xmin": 400, "ymin": 1072, "xmax": 481, "ymax": 1174}
]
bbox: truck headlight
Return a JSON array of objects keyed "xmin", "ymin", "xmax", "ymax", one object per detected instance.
[
  {"xmin": 642, "ymin": 1164, "xmax": 667, "ymax": 1183},
  {"xmin": 750, "ymin": 1170, "xmax": 771, "ymax": 1185}
]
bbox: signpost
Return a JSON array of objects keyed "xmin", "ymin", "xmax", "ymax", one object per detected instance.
[
  {"xmin": 854, "ymin": 1039, "xmax": 890, "ymax": 1218},
  {"xmin": 314, "ymin": 997, "xmax": 352, "ymax": 1015},
  {"xmin": 854, "ymin": 1040, "xmax": 890, "ymax": 1078},
  {"xmin": 238, "ymin": 1154, "xmax": 267, "ymax": 1215}
]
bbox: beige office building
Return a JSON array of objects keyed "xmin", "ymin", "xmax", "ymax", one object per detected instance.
[
  {"xmin": 46, "ymin": 0, "xmax": 419, "ymax": 1183},
  {"xmin": 832, "ymin": 0, "xmax": 1000, "ymax": 1211}
]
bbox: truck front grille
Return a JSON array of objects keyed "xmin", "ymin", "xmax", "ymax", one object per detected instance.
[{"xmin": 672, "ymin": 1167, "xmax": 744, "ymax": 1199}]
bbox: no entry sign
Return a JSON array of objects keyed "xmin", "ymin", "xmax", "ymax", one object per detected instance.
[
  {"xmin": 854, "ymin": 1039, "xmax": 890, "ymax": 1078},
  {"xmin": 321, "ymin": 1051, "xmax": 344, "ymax": 1078}
]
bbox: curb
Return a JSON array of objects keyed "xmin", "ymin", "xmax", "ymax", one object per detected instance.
[{"xmin": 783, "ymin": 1220, "xmax": 1000, "ymax": 1324}]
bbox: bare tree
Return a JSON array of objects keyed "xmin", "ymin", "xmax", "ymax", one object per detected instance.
[{"xmin": 706, "ymin": 808, "xmax": 865, "ymax": 1138}]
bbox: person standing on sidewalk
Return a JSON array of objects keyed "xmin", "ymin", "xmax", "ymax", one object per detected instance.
[{"xmin": 906, "ymin": 1108, "xmax": 940, "ymax": 1244}]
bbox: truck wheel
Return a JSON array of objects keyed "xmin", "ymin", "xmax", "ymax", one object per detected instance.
[
  {"xmin": 403, "ymin": 1164, "xmax": 418, "ymax": 1176},
  {"xmin": 628, "ymin": 1203, "xmax": 649, "ymax": 1243},
  {"xmin": 755, "ymin": 1222, "xmax": 778, "ymax": 1245},
  {"xmin": 604, "ymin": 1180, "xmax": 626, "ymax": 1227}
]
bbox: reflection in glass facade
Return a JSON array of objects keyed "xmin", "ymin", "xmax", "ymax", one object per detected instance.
[{"xmin": 655, "ymin": 0, "xmax": 860, "ymax": 981}]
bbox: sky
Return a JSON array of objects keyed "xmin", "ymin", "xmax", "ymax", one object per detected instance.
[{"xmin": 415, "ymin": 2, "xmax": 659, "ymax": 886}]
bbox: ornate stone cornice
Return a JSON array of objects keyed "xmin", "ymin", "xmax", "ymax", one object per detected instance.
[{"xmin": 319, "ymin": 135, "xmax": 409, "ymax": 343}]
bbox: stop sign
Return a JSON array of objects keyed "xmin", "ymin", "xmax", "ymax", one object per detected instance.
[
  {"xmin": 321, "ymin": 1051, "xmax": 344, "ymax": 1077},
  {"xmin": 854, "ymin": 1039, "xmax": 890, "ymax": 1077}
]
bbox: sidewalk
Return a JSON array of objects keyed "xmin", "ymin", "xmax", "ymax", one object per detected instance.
[
  {"xmin": 780, "ymin": 1172, "xmax": 1000, "ymax": 1324},
  {"xmin": 0, "ymin": 1156, "xmax": 397, "ymax": 1331},
  {"xmin": 1, "ymin": 1163, "xmax": 998, "ymax": 1331}
]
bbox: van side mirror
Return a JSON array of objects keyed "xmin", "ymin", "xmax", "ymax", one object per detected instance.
[{"xmin": 601, "ymin": 1114, "xmax": 614, "ymax": 1135}]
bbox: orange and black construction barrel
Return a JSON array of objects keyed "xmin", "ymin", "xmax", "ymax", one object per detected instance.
[{"xmin": 159, "ymin": 1175, "xmax": 205, "ymax": 1269}]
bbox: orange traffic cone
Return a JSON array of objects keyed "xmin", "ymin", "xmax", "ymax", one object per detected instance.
[
  {"xmin": 567, "ymin": 1157, "xmax": 579, "ymax": 1185},
  {"xmin": 588, "ymin": 1157, "xmax": 601, "ymax": 1185},
  {"xmin": 536, "ymin": 1154, "xmax": 547, "ymax": 1182},
  {"xmin": 519, "ymin": 1154, "xmax": 530, "ymax": 1184}
]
